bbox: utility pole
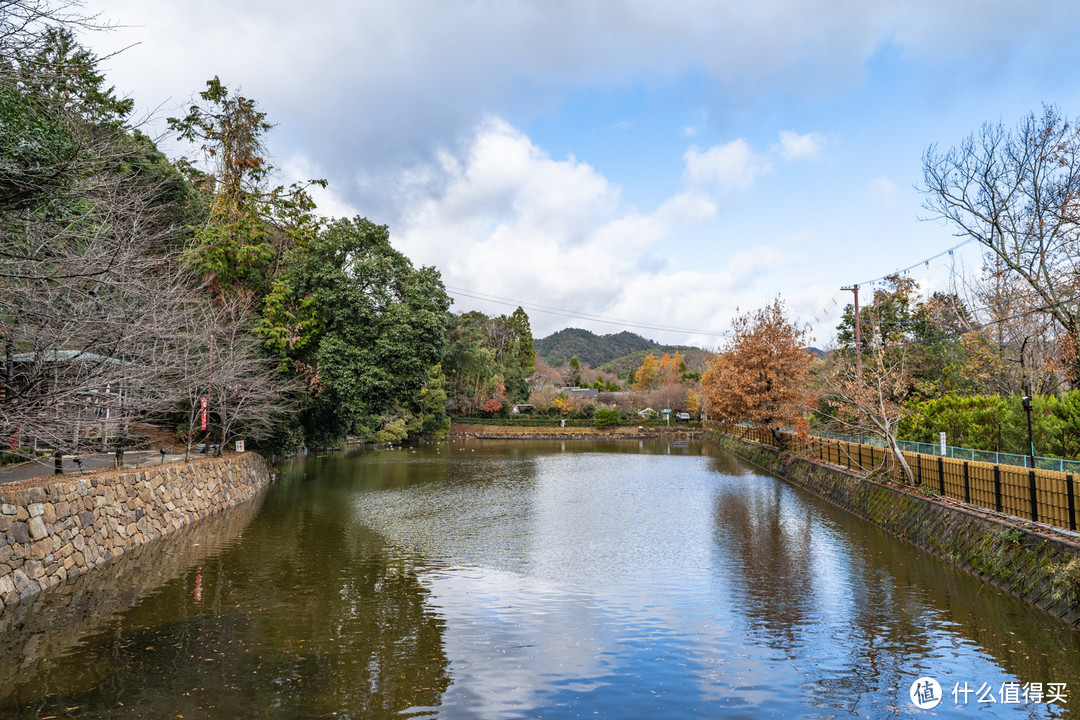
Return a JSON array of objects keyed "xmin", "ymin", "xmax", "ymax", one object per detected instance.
[
  {"xmin": 842, "ymin": 284, "xmax": 863, "ymax": 444},
  {"xmin": 841, "ymin": 285, "xmax": 862, "ymax": 377},
  {"xmin": 1022, "ymin": 395, "xmax": 1035, "ymax": 469}
]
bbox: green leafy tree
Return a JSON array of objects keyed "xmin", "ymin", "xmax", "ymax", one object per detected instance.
[
  {"xmin": 442, "ymin": 309, "xmax": 535, "ymax": 411},
  {"xmin": 836, "ymin": 275, "xmax": 978, "ymax": 399},
  {"xmin": 414, "ymin": 364, "xmax": 451, "ymax": 437},
  {"xmin": 565, "ymin": 355, "xmax": 583, "ymax": 387},
  {"xmin": 261, "ymin": 217, "xmax": 449, "ymax": 446},
  {"xmin": 168, "ymin": 77, "xmax": 323, "ymax": 301},
  {"xmin": 507, "ymin": 306, "xmax": 536, "ymax": 374},
  {"xmin": 594, "ymin": 408, "xmax": 621, "ymax": 427}
]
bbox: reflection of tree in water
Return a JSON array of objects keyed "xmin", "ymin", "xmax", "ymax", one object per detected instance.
[
  {"xmin": 711, "ymin": 479, "xmax": 814, "ymax": 651},
  {"xmin": 0, "ymin": 464, "xmax": 451, "ymax": 719},
  {"xmin": 710, "ymin": 479, "xmax": 941, "ymax": 715},
  {"xmin": 827, "ymin": 505, "xmax": 1080, "ymax": 717},
  {"xmin": 712, "ymin": 468, "xmax": 1080, "ymax": 717},
  {"xmin": 706, "ymin": 452, "xmax": 755, "ymax": 477}
]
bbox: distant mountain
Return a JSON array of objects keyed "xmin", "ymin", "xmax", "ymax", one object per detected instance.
[
  {"xmin": 535, "ymin": 328, "xmax": 713, "ymax": 375},
  {"xmin": 535, "ymin": 329, "xmax": 659, "ymax": 367}
]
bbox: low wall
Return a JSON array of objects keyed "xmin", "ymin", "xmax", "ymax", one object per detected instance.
[
  {"xmin": 0, "ymin": 452, "xmax": 270, "ymax": 608},
  {"xmin": 709, "ymin": 431, "xmax": 1080, "ymax": 627}
]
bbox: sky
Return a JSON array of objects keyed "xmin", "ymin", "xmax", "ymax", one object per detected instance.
[{"xmin": 80, "ymin": 0, "xmax": 1080, "ymax": 349}]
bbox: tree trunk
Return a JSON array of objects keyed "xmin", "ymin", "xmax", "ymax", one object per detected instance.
[{"xmin": 885, "ymin": 432, "xmax": 915, "ymax": 484}]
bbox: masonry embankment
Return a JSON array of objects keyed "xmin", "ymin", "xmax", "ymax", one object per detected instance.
[
  {"xmin": 708, "ymin": 431, "xmax": 1080, "ymax": 627},
  {"xmin": 0, "ymin": 451, "xmax": 270, "ymax": 608}
]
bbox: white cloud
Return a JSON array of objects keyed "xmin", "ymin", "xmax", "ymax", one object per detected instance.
[
  {"xmin": 684, "ymin": 140, "xmax": 771, "ymax": 191},
  {"xmin": 83, "ymin": 0, "xmax": 1080, "ymax": 233},
  {"xmin": 867, "ymin": 175, "xmax": 898, "ymax": 205},
  {"xmin": 280, "ymin": 156, "xmax": 360, "ymax": 220},
  {"xmin": 84, "ymin": 0, "xmax": 1080, "ymax": 211},
  {"xmin": 775, "ymin": 130, "xmax": 826, "ymax": 161},
  {"xmin": 392, "ymin": 119, "xmax": 791, "ymax": 342}
]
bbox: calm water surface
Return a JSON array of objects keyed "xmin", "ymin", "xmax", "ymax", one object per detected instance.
[{"xmin": 0, "ymin": 438, "xmax": 1077, "ymax": 718}]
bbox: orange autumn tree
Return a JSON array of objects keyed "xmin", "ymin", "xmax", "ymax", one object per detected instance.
[
  {"xmin": 702, "ymin": 299, "xmax": 813, "ymax": 441},
  {"xmin": 633, "ymin": 353, "xmax": 660, "ymax": 390},
  {"xmin": 657, "ymin": 351, "xmax": 686, "ymax": 385}
]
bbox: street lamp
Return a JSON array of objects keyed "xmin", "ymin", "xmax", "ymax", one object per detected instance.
[{"xmin": 1022, "ymin": 395, "xmax": 1035, "ymax": 469}]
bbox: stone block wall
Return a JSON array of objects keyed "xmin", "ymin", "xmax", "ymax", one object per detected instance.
[
  {"xmin": 709, "ymin": 431, "xmax": 1080, "ymax": 627},
  {"xmin": 0, "ymin": 452, "xmax": 270, "ymax": 608}
]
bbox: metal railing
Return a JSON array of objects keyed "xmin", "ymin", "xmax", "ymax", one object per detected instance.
[
  {"xmin": 725, "ymin": 424, "xmax": 1080, "ymax": 533},
  {"xmin": 815, "ymin": 430, "xmax": 1080, "ymax": 474}
]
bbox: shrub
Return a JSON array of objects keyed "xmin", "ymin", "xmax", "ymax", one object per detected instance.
[{"xmin": 594, "ymin": 408, "xmax": 621, "ymax": 428}]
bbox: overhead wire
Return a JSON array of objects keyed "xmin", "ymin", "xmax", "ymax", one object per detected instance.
[
  {"xmin": 849, "ymin": 238, "xmax": 975, "ymax": 288},
  {"xmin": 445, "ymin": 238, "xmax": 1010, "ymax": 345},
  {"xmin": 444, "ymin": 285, "xmax": 728, "ymax": 338},
  {"xmin": 868, "ymin": 293, "xmax": 1079, "ymax": 351}
]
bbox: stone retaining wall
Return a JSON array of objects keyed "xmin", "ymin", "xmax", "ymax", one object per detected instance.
[
  {"xmin": 0, "ymin": 452, "xmax": 270, "ymax": 608},
  {"xmin": 709, "ymin": 431, "xmax": 1080, "ymax": 626}
]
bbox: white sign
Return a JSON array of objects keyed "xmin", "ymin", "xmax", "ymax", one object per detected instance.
[
  {"xmin": 910, "ymin": 677, "xmax": 942, "ymax": 709},
  {"xmin": 235, "ymin": 440, "xmax": 245, "ymax": 453},
  {"xmin": 939, "ymin": 431, "xmax": 947, "ymax": 455}
]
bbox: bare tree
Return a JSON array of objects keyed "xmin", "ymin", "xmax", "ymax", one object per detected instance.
[
  {"xmin": 160, "ymin": 294, "xmax": 297, "ymax": 460},
  {"xmin": 0, "ymin": 9, "xmax": 204, "ymax": 458},
  {"xmin": 964, "ymin": 257, "xmax": 1063, "ymax": 396},
  {"xmin": 922, "ymin": 105, "xmax": 1080, "ymax": 383},
  {"xmin": 0, "ymin": 162, "xmax": 191, "ymax": 455},
  {"xmin": 816, "ymin": 342, "xmax": 916, "ymax": 484}
]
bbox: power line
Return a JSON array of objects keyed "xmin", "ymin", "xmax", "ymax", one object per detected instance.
[
  {"xmin": 849, "ymin": 238, "xmax": 975, "ymax": 288},
  {"xmin": 444, "ymin": 285, "xmax": 729, "ymax": 338},
  {"xmin": 815, "ymin": 238, "xmax": 979, "ymax": 345},
  {"xmin": 831, "ymin": 292, "xmax": 1080, "ymax": 352}
]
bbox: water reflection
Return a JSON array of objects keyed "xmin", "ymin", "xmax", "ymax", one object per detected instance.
[
  {"xmin": 0, "ymin": 461, "xmax": 451, "ymax": 719},
  {"xmin": 710, "ymin": 466, "xmax": 1080, "ymax": 717},
  {"xmin": 0, "ymin": 439, "xmax": 1076, "ymax": 719},
  {"xmin": 0, "ymin": 486, "xmax": 267, "ymax": 689}
]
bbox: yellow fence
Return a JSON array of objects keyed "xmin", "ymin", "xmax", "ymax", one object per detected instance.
[{"xmin": 726, "ymin": 425, "xmax": 1080, "ymax": 533}]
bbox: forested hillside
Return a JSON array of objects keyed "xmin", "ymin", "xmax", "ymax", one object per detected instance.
[{"xmin": 535, "ymin": 328, "xmax": 709, "ymax": 370}]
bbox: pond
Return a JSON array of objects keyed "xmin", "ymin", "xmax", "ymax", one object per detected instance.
[{"xmin": 0, "ymin": 438, "xmax": 1077, "ymax": 718}]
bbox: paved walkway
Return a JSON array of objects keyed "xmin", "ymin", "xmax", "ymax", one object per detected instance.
[{"xmin": 0, "ymin": 450, "xmax": 191, "ymax": 485}]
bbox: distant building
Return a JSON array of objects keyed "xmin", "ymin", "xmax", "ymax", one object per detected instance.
[
  {"xmin": 558, "ymin": 387, "xmax": 598, "ymax": 399},
  {"xmin": 1, "ymin": 350, "xmax": 140, "ymax": 449}
]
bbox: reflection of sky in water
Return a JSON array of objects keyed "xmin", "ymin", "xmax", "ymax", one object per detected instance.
[{"xmin": 353, "ymin": 441, "xmax": 1074, "ymax": 719}]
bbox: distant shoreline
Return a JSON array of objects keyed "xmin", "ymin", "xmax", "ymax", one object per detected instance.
[{"xmin": 449, "ymin": 423, "xmax": 700, "ymax": 439}]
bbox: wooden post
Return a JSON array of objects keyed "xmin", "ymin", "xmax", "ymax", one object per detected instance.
[
  {"xmin": 1067, "ymin": 474, "xmax": 1077, "ymax": 532},
  {"xmin": 937, "ymin": 456, "xmax": 945, "ymax": 495},
  {"xmin": 962, "ymin": 461, "xmax": 971, "ymax": 504},
  {"xmin": 994, "ymin": 465, "xmax": 1003, "ymax": 513},
  {"xmin": 1028, "ymin": 470, "xmax": 1039, "ymax": 523}
]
